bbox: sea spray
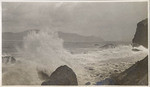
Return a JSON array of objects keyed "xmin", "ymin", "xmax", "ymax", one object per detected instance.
[
  {"xmin": 3, "ymin": 29, "xmax": 83, "ymax": 85},
  {"xmin": 2, "ymin": 29, "xmax": 148, "ymax": 85},
  {"xmin": 18, "ymin": 29, "xmax": 73, "ymax": 70}
]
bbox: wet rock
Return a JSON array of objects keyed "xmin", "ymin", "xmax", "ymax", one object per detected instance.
[
  {"xmin": 89, "ymin": 68, "xmax": 94, "ymax": 71},
  {"xmin": 85, "ymin": 82, "xmax": 91, "ymax": 85},
  {"xmin": 115, "ymin": 65, "xmax": 118, "ymax": 67},
  {"xmin": 41, "ymin": 65, "xmax": 78, "ymax": 85},
  {"xmin": 96, "ymin": 73, "xmax": 100, "ymax": 76},
  {"xmin": 114, "ymin": 70, "xmax": 118, "ymax": 73},
  {"xmin": 113, "ymin": 56, "xmax": 148, "ymax": 85},
  {"xmin": 100, "ymin": 44, "xmax": 116, "ymax": 49},
  {"xmin": 2, "ymin": 56, "xmax": 16, "ymax": 64},
  {"xmin": 100, "ymin": 75, "xmax": 103, "ymax": 78},
  {"xmin": 37, "ymin": 70, "xmax": 49, "ymax": 80},
  {"xmin": 132, "ymin": 49, "xmax": 141, "ymax": 52}
]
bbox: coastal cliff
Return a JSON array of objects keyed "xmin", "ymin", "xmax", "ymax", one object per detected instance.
[{"xmin": 113, "ymin": 18, "xmax": 148, "ymax": 85}]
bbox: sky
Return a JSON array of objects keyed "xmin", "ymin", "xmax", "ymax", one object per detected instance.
[{"xmin": 2, "ymin": 2, "xmax": 148, "ymax": 41}]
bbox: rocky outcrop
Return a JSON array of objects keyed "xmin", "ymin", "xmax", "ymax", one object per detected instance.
[
  {"xmin": 132, "ymin": 18, "xmax": 148, "ymax": 48},
  {"xmin": 111, "ymin": 19, "xmax": 148, "ymax": 85},
  {"xmin": 112, "ymin": 56, "xmax": 148, "ymax": 85},
  {"xmin": 41, "ymin": 65, "xmax": 78, "ymax": 85}
]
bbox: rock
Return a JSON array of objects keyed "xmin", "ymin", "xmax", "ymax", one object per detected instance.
[
  {"xmin": 100, "ymin": 44, "xmax": 116, "ymax": 49},
  {"xmin": 2, "ymin": 56, "xmax": 16, "ymax": 64},
  {"xmin": 85, "ymin": 82, "xmax": 91, "ymax": 85},
  {"xmin": 132, "ymin": 48, "xmax": 141, "ymax": 51},
  {"xmin": 94, "ymin": 44, "xmax": 99, "ymax": 46},
  {"xmin": 89, "ymin": 68, "xmax": 94, "ymax": 71},
  {"xmin": 41, "ymin": 65, "xmax": 78, "ymax": 85},
  {"xmin": 114, "ymin": 70, "xmax": 118, "ymax": 73},
  {"xmin": 100, "ymin": 75, "xmax": 103, "ymax": 78},
  {"xmin": 37, "ymin": 70, "xmax": 49, "ymax": 80},
  {"xmin": 132, "ymin": 18, "xmax": 148, "ymax": 48},
  {"xmin": 115, "ymin": 65, "xmax": 118, "ymax": 67},
  {"xmin": 113, "ymin": 56, "xmax": 148, "ymax": 85},
  {"xmin": 112, "ymin": 19, "xmax": 148, "ymax": 85}
]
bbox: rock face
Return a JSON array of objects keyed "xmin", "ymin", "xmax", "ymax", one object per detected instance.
[
  {"xmin": 132, "ymin": 18, "xmax": 148, "ymax": 48},
  {"xmin": 112, "ymin": 19, "xmax": 148, "ymax": 85},
  {"xmin": 113, "ymin": 56, "xmax": 148, "ymax": 85},
  {"xmin": 41, "ymin": 65, "xmax": 78, "ymax": 85}
]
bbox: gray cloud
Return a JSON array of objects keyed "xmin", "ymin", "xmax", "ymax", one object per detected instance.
[{"xmin": 2, "ymin": 2, "xmax": 148, "ymax": 41}]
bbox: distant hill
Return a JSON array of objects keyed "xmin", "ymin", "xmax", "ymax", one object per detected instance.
[
  {"xmin": 58, "ymin": 31, "xmax": 104, "ymax": 42},
  {"xmin": 2, "ymin": 30, "xmax": 104, "ymax": 42},
  {"xmin": 2, "ymin": 29, "xmax": 40, "ymax": 41}
]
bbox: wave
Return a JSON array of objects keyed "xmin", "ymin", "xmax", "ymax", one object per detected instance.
[
  {"xmin": 2, "ymin": 29, "xmax": 148, "ymax": 85},
  {"xmin": 3, "ymin": 29, "xmax": 84, "ymax": 85}
]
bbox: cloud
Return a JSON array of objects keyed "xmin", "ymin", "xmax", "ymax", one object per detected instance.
[{"xmin": 2, "ymin": 2, "xmax": 148, "ymax": 41}]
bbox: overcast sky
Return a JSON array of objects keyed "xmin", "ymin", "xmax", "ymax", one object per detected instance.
[{"xmin": 2, "ymin": 2, "xmax": 148, "ymax": 41}]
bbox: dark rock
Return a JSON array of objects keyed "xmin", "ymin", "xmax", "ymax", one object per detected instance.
[
  {"xmin": 132, "ymin": 18, "xmax": 148, "ymax": 48},
  {"xmin": 109, "ymin": 19, "xmax": 148, "ymax": 85},
  {"xmin": 113, "ymin": 56, "xmax": 148, "ymax": 85},
  {"xmin": 132, "ymin": 48, "xmax": 141, "ymax": 51},
  {"xmin": 100, "ymin": 75, "xmax": 103, "ymax": 78},
  {"xmin": 89, "ymin": 68, "xmax": 94, "ymax": 71},
  {"xmin": 85, "ymin": 82, "xmax": 91, "ymax": 85},
  {"xmin": 2, "ymin": 56, "xmax": 16, "ymax": 64},
  {"xmin": 37, "ymin": 70, "xmax": 49, "ymax": 80},
  {"xmin": 115, "ymin": 65, "xmax": 118, "ymax": 67},
  {"xmin": 11, "ymin": 57, "xmax": 16, "ymax": 63},
  {"xmin": 41, "ymin": 65, "xmax": 78, "ymax": 85},
  {"xmin": 96, "ymin": 74, "xmax": 100, "ymax": 76},
  {"xmin": 114, "ymin": 70, "xmax": 118, "ymax": 73},
  {"xmin": 100, "ymin": 44, "xmax": 116, "ymax": 49}
]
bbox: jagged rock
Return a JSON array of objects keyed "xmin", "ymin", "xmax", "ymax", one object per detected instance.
[
  {"xmin": 132, "ymin": 18, "xmax": 148, "ymax": 48},
  {"xmin": 41, "ymin": 65, "xmax": 78, "ymax": 85}
]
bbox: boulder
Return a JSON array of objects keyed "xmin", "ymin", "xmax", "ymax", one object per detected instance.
[{"xmin": 41, "ymin": 65, "xmax": 78, "ymax": 85}]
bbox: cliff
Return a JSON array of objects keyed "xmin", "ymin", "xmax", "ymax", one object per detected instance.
[
  {"xmin": 113, "ymin": 18, "xmax": 148, "ymax": 85},
  {"xmin": 132, "ymin": 19, "xmax": 148, "ymax": 48}
]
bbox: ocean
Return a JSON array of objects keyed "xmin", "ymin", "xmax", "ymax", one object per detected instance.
[{"xmin": 2, "ymin": 30, "xmax": 148, "ymax": 85}]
